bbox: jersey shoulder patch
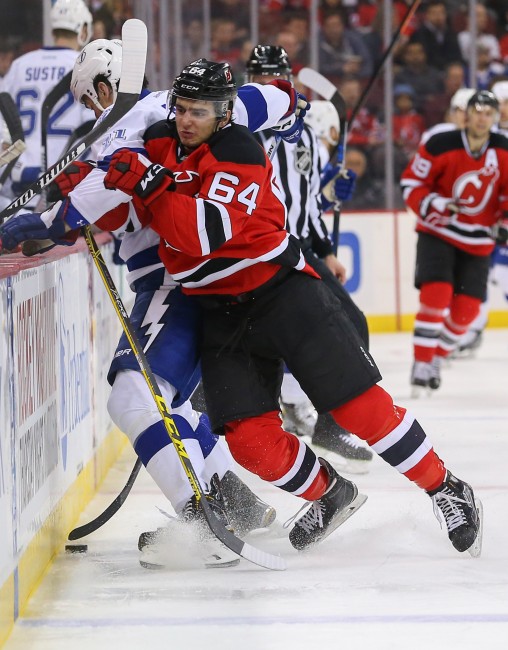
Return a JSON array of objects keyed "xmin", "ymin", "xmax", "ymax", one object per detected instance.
[
  {"xmin": 210, "ymin": 124, "xmax": 266, "ymax": 167},
  {"xmin": 425, "ymin": 129, "xmax": 463, "ymax": 156},
  {"xmin": 489, "ymin": 131, "xmax": 508, "ymax": 151},
  {"xmin": 143, "ymin": 119, "xmax": 174, "ymax": 144}
]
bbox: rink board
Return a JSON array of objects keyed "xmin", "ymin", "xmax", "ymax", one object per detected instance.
[
  {"xmin": 328, "ymin": 209, "xmax": 508, "ymax": 331},
  {"xmin": 0, "ymin": 237, "xmax": 128, "ymax": 646}
]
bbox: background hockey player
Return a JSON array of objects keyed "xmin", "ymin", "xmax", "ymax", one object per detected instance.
[
  {"xmin": 401, "ymin": 90, "xmax": 508, "ymax": 393},
  {"xmin": 0, "ymin": 0, "xmax": 92, "ymax": 210},
  {"xmin": 0, "ymin": 42, "xmax": 310, "ymax": 567},
  {"xmin": 99, "ymin": 59, "xmax": 482, "ymax": 557},
  {"xmin": 245, "ymin": 45, "xmax": 373, "ymax": 474}
]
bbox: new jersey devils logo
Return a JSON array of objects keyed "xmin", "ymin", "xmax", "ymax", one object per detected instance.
[
  {"xmin": 172, "ymin": 171, "xmax": 199, "ymax": 183},
  {"xmin": 452, "ymin": 166, "xmax": 500, "ymax": 215}
]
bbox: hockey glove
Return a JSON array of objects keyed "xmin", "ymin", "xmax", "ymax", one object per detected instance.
[
  {"xmin": 270, "ymin": 79, "xmax": 310, "ymax": 144},
  {"xmin": 494, "ymin": 219, "xmax": 508, "ymax": 245},
  {"xmin": 0, "ymin": 202, "xmax": 71, "ymax": 252},
  {"xmin": 321, "ymin": 162, "xmax": 357, "ymax": 211},
  {"xmin": 419, "ymin": 193, "xmax": 459, "ymax": 227},
  {"xmin": 104, "ymin": 149, "xmax": 175, "ymax": 205},
  {"xmin": 46, "ymin": 161, "xmax": 95, "ymax": 203}
]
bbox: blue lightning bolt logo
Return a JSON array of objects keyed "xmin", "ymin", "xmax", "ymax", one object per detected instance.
[{"xmin": 141, "ymin": 291, "xmax": 170, "ymax": 353}]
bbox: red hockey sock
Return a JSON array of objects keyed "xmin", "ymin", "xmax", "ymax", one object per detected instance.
[
  {"xmin": 225, "ymin": 411, "xmax": 328, "ymax": 499},
  {"xmin": 330, "ymin": 386, "xmax": 446, "ymax": 490},
  {"xmin": 437, "ymin": 294, "xmax": 482, "ymax": 357},
  {"xmin": 413, "ymin": 282, "xmax": 452, "ymax": 362}
]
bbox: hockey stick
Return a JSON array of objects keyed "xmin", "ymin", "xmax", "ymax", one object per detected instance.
[
  {"xmin": 0, "ymin": 93, "xmax": 25, "ymax": 188},
  {"xmin": 69, "ymin": 457, "xmax": 142, "ymax": 540},
  {"xmin": 40, "ymin": 71, "xmax": 73, "ymax": 209},
  {"xmin": 0, "ymin": 18, "xmax": 148, "ymax": 223},
  {"xmin": 0, "ymin": 139, "xmax": 25, "ymax": 168},
  {"xmin": 81, "ymin": 226, "xmax": 285, "ymax": 571}
]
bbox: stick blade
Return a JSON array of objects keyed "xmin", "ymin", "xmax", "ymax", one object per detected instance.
[
  {"xmin": 119, "ymin": 19, "xmax": 148, "ymax": 95},
  {"xmin": 298, "ymin": 67, "xmax": 346, "ymax": 120}
]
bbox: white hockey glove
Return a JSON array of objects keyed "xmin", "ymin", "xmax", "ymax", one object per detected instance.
[{"xmin": 420, "ymin": 193, "xmax": 459, "ymax": 226}]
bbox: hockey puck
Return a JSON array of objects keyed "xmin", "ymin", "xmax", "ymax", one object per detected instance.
[{"xmin": 65, "ymin": 544, "xmax": 88, "ymax": 553}]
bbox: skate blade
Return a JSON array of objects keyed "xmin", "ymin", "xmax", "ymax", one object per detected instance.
[
  {"xmin": 467, "ymin": 499, "xmax": 484, "ymax": 559},
  {"xmin": 330, "ymin": 492, "xmax": 368, "ymax": 530},
  {"xmin": 139, "ymin": 553, "xmax": 240, "ymax": 570},
  {"xmin": 410, "ymin": 384, "xmax": 431, "ymax": 399}
]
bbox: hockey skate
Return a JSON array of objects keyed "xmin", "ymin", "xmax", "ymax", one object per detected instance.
[
  {"xmin": 220, "ymin": 470, "xmax": 277, "ymax": 537},
  {"xmin": 281, "ymin": 400, "xmax": 318, "ymax": 437},
  {"xmin": 451, "ymin": 329, "xmax": 484, "ymax": 359},
  {"xmin": 138, "ymin": 475, "xmax": 240, "ymax": 569},
  {"xmin": 311, "ymin": 413, "xmax": 373, "ymax": 475},
  {"xmin": 410, "ymin": 361, "xmax": 432, "ymax": 397},
  {"xmin": 427, "ymin": 471, "xmax": 483, "ymax": 558},
  {"xmin": 428, "ymin": 356, "xmax": 442, "ymax": 390},
  {"xmin": 288, "ymin": 458, "xmax": 367, "ymax": 551}
]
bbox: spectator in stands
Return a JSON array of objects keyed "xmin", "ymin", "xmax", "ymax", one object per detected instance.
[
  {"xmin": 318, "ymin": 10, "xmax": 374, "ymax": 80},
  {"xmin": 211, "ymin": 0, "xmax": 249, "ymax": 40},
  {"xmin": 344, "ymin": 146, "xmax": 405, "ymax": 210},
  {"xmin": 364, "ymin": 4, "xmax": 409, "ymax": 69},
  {"xmin": 339, "ymin": 77, "xmax": 384, "ymax": 167},
  {"xmin": 458, "ymin": 3, "xmax": 501, "ymax": 63},
  {"xmin": 92, "ymin": 18, "xmax": 109, "ymax": 40},
  {"xmin": 284, "ymin": 12, "xmax": 310, "ymax": 67},
  {"xmin": 394, "ymin": 41, "xmax": 445, "ymax": 112},
  {"xmin": 410, "ymin": 0, "xmax": 463, "ymax": 70},
  {"xmin": 0, "ymin": 37, "xmax": 17, "ymax": 79},
  {"xmin": 422, "ymin": 60, "xmax": 466, "ymax": 127},
  {"xmin": 181, "ymin": 18, "xmax": 204, "ymax": 65},
  {"xmin": 393, "ymin": 83, "xmax": 426, "ymax": 165},
  {"xmin": 276, "ymin": 30, "xmax": 305, "ymax": 73},
  {"xmin": 465, "ymin": 42, "xmax": 506, "ymax": 89},
  {"xmin": 210, "ymin": 17, "xmax": 242, "ymax": 69}
]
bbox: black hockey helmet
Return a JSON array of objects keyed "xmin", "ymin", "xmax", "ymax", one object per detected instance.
[
  {"xmin": 171, "ymin": 58, "xmax": 237, "ymax": 118},
  {"xmin": 245, "ymin": 45, "xmax": 292, "ymax": 81},
  {"xmin": 467, "ymin": 89, "xmax": 499, "ymax": 113}
]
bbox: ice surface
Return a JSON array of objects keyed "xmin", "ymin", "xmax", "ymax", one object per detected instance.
[{"xmin": 5, "ymin": 330, "xmax": 508, "ymax": 650}]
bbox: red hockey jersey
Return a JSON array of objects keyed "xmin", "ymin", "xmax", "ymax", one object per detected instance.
[
  {"xmin": 143, "ymin": 120, "xmax": 317, "ymax": 295},
  {"xmin": 401, "ymin": 129, "xmax": 508, "ymax": 256}
]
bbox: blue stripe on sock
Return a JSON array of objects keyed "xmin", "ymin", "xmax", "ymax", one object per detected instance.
[
  {"xmin": 134, "ymin": 415, "xmax": 199, "ymax": 465},
  {"xmin": 195, "ymin": 413, "xmax": 219, "ymax": 458}
]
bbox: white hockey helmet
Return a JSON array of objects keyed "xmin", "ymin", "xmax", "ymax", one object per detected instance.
[
  {"xmin": 71, "ymin": 39, "xmax": 123, "ymax": 113},
  {"xmin": 304, "ymin": 100, "xmax": 340, "ymax": 146},
  {"xmin": 491, "ymin": 80, "xmax": 508, "ymax": 102},
  {"xmin": 51, "ymin": 0, "xmax": 93, "ymax": 47},
  {"xmin": 450, "ymin": 88, "xmax": 475, "ymax": 112}
]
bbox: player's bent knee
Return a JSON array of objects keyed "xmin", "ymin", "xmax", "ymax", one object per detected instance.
[{"xmin": 107, "ymin": 369, "xmax": 177, "ymax": 443}]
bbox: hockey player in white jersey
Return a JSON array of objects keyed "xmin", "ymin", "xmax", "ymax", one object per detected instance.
[
  {"xmin": 0, "ymin": 40, "xmax": 310, "ymax": 567},
  {"xmin": 0, "ymin": 0, "xmax": 92, "ymax": 207}
]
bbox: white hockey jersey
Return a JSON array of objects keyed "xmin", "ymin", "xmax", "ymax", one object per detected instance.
[
  {"xmin": 1, "ymin": 47, "xmax": 90, "ymax": 191},
  {"xmin": 65, "ymin": 83, "xmax": 292, "ymax": 291}
]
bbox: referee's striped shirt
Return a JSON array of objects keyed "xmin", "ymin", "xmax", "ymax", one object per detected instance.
[{"xmin": 256, "ymin": 123, "xmax": 333, "ymax": 258}]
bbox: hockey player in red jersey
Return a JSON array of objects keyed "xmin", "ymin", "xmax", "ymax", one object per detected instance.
[
  {"xmin": 401, "ymin": 90, "xmax": 508, "ymax": 392},
  {"xmin": 99, "ymin": 60, "xmax": 483, "ymax": 556}
]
